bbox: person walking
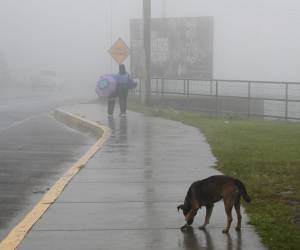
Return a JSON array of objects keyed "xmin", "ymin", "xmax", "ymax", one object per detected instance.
[{"xmin": 107, "ymin": 64, "xmax": 136, "ymax": 116}]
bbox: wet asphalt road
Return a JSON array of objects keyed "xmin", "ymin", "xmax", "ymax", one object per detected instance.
[{"xmin": 0, "ymin": 92, "xmax": 94, "ymax": 240}]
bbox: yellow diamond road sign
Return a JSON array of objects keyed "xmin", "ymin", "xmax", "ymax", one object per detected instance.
[{"xmin": 108, "ymin": 38, "xmax": 130, "ymax": 65}]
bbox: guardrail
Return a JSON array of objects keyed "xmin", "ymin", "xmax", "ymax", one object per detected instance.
[{"xmin": 131, "ymin": 78, "xmax": 300, "ymax": 120}]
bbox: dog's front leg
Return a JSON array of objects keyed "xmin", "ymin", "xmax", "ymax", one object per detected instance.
[
  {"xmin": 180, "ymin": 223, "xmax": 192, "ymax": 231},
  {"xmin": 185, "ymin": 200, "xmax": 200, "ymax": 224},
  {"xmin": 185, "ymin": 207, "xmax": 198, "ymax": 223},
  {"xmin": 199, "ymin": 204, "xmax": 214, "ymax": 230}
]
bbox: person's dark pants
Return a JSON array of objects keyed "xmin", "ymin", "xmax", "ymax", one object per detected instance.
[
  {"xmin": 107, "ymin": 85, "xmax": 128, "ymax": 115},
  {"xmin": 107, "ymin": 97, "xmax": 115, "ymax": 115},
  {"xmin": 118, "ymin": 86, "xmax": 128, "ymax": 114}
]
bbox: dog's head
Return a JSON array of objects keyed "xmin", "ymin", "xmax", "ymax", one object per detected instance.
[
  {"xmin": 177, "ymin": 204, "xmax": 190, "ymax": 215},
  {"xmin": 177, "ymin": 203, "xmax": 195, "ymax": 225}
]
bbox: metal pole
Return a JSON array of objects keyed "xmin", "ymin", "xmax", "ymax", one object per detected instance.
[
  {"xmin": 285, "ymin": 82, "xmax": 288, "ymax": 120},
  {"xmin": 143, "ymin": 0, "xmax": 151, "ymax": 105},
  {"xmin": 216, "ymin": 80, "xmax": 218, "ymax": 114},
  {"xmin": 139, "ymin": 79, "xmax": 142, "ymax": 101},
  {"xmin": 186, "ymin": 79, "xmax": 190, "ymax": 109},
  {"xmin": 160, "ymin": 78, "xmax": 164, "ymax": 105},
  {"xmin": 248, "ymin": 81, "xmax": 251, "ymax": 117}
]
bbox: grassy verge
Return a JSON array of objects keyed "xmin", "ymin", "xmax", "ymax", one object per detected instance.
[{"xmin": 129, "ymin": 101, "xmax": 300, "ymax": 250}]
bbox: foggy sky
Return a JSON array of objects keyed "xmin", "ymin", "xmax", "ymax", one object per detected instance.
[{"xmin": 1, "ymin": 0, "xmax": 300, "ymax": 88}]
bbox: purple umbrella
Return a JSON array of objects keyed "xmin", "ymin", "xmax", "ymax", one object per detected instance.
[{"xmin": 95, "ymin": 74, "xmax": 117, "ymax": 97}]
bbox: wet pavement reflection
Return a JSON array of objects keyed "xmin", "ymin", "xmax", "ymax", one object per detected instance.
[
  {"xmin": 180, "ymin": 228, "xmax": 242, "ymax": 250},
  {"xmin": 18, "ymin": 104, "xmax": 266, "ymax": 250}
]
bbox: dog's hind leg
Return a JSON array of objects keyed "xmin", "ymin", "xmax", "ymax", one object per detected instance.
[
  {"xmin": 223, "ymin": 199, "xmax": 234, "ymax": 233},
  {"xmin": 199, "ymin": 204, "xmax": 214, "ymax": 230},
  {"xmin": 234, "ymin": 199, "xmax": 242, "ymax": 231}
]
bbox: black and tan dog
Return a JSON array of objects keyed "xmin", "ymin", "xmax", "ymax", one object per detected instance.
[{"xmin": 177, "ymin": 175, "xmax": 251, "ymax": 233}]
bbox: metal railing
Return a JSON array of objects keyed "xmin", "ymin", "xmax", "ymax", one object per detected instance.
[{"xmin": 131, "ymin": 78, "xmax": 300, "ymax": 120}]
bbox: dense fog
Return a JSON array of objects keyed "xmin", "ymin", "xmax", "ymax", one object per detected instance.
[{"xmin": 1, "ymin": 0, "xmax": 300, "ymax": 95}]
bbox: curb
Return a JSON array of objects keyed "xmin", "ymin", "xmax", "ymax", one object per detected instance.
[
  {"xmin": 0, "ymin": 108, "xmax": 111, "ymax": 250},
  {"xmin": 54, "ymin": 109, "xmax": 103, "ymax": 138}
]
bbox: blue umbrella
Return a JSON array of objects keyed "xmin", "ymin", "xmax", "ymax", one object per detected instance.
[{"xmin": 95, "ymin": 74, "xmax": 117, "ymax": 97}]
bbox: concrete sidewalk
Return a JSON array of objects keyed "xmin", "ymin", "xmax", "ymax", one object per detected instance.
[{"xmin": 18, "ymin": 103, "xmax": 265, "ymax": 250}]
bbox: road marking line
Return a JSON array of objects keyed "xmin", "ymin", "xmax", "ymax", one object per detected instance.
[
  {"xmin": 0, "ymin": 110, "xmax": 111, "ymax": 250},
  {"xmin": 0, "ymin": 115, "xmax": 38, "ymax": 135}
]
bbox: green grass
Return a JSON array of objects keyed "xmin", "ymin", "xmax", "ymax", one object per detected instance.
[{"xmin": 129, "ymin": 102, "xmax": 300, "ymax": 250}]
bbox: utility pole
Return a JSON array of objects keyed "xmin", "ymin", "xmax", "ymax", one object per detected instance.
[
  {"xmin": 143, "ymin": 0, "xmax": 151, "ymax": 105},
  {"xmin": 109, "ymin": 0, "xmax": 113, "ymax": 72},
  {"xmin": 162, "ymin": 0, "xmax": 166, "ymax": 18}
]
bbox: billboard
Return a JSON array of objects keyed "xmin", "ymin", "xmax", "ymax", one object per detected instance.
[{"xmin": 130, "ymin": 17, "xmax": 213, "ymax": 80}]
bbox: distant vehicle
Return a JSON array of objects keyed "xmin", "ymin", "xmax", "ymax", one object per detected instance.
[{"xmin": 31, "ymin": 70, "xmax": 64, "ymax": 91}]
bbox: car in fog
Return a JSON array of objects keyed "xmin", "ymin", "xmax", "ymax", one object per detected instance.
[{"xmin": 31, "ymin": 70, "xmax": 64, "ymax": 91}]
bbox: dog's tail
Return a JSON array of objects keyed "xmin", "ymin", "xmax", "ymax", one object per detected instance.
[{"xmin": 234, "ymin": 179, "xmax": 251, "ymax": 203}]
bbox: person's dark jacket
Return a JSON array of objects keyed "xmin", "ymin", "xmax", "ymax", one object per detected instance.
[{"xmin": 115, "ymin": 73, "xmax": 137, "ymax": 89}]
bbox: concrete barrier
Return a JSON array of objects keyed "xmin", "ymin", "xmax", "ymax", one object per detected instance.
[{"xmin": 54, "ymin": 109, "xmax": 103, "ymax": 138}]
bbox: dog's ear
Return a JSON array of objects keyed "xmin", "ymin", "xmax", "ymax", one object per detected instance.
[{"xmin": 177, "ymin": 204, "xmax": 184, "ymax": 212}]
